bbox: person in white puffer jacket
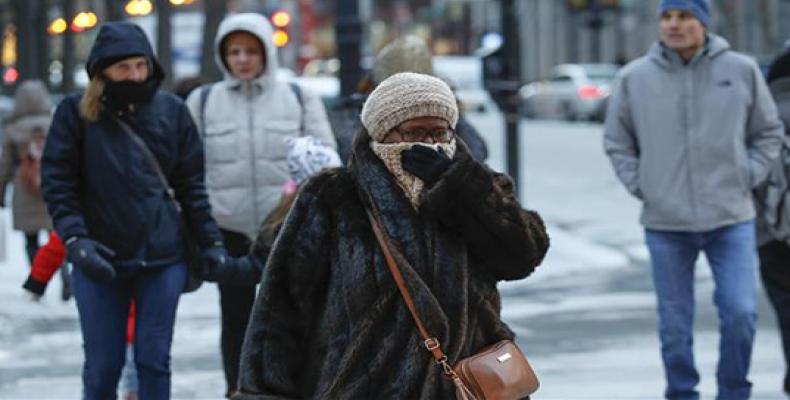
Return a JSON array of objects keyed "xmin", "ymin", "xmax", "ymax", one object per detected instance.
[{"xmin": 185, "ymin": 12, "xmax": 335, "ymax": 398}]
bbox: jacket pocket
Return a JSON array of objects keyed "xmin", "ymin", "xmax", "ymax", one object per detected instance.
[
  {"xmin": 204, "ymin": 122, "xmax": 238, "ymax": 163},
  {"xmin": 261, "ymin": 120, "xmax": 300, "ymax": 160},
  {"xmin": 735, "ymin": 151, "xmax": 752, "ymax": 193}
]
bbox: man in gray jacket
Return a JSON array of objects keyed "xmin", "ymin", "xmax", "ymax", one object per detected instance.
[{"xmin": 604, "ymin": 1, "xmax": 783, "ymax": 399}]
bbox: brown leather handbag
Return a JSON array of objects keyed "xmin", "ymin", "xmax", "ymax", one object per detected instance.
[{"xmin": 366, "ymin": 209, "xmax": 539, "ymax": 400}]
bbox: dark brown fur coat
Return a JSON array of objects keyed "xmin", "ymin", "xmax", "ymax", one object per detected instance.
[{"xmin": 235, "ymin": 131, "xmax": 549, "ymax": 399}]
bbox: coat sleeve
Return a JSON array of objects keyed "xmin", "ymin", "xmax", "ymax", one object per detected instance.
[
  {"xmin": 746, "ymin": 63, "xmax": 784, "ymax": 188},
  {"xmin": 603, "ymin": 73, "xmax": 643, "ymax": 199},
  {"xmin": 23, "ymin": 231, "xmax": 65, "ymax": 295},
  {"xmin": 0, "ymin": 137, "xmax": 16, "ymax": 205},
  {"xmin": 236, "ymin": 187, "xmax": 332, "ymax": 400},
  {"xmin": 300, "ymin": 87, "xmax": 337, "ymax": 149},
  {"xmin": 421, "ymin": 151, "xmax": 549, "ymax": 281},
  {"xmin": 40, "ymin": 97, "xmax": 89, "ymax": 241},
  {"xmin": 171, "ymin": 103, "xmax": 223, "ymax": 248}
]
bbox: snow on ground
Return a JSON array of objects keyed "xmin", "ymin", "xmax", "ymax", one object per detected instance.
[{"xmin": 0, "ymin": 116, "xmax": 785, "ymax": 399}]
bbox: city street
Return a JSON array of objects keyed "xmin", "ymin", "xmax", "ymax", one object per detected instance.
[{"xmin": 0, "ymin": 112, "xmax": 785, "ymax": 399}]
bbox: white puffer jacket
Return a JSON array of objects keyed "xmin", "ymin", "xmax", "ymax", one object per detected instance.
[{"xmin": 186, "ymin": 13, "xmax": 336, "ymax": 239}]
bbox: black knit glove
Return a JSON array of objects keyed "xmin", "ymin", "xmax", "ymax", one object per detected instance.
[
  {"xmin": 201, "ymin": 246, "xmax": 228, "ymax": 278},
  {"xmin": 401, "ymin": 145, "xmax": 453, "ymax": 186},
  {"xmin": 66, "ymin": 237, "xmax": 116, "ymax": 283},
  {"xmin": 203, "ymin": 255, "xmax": 262, "ymax": 285}
]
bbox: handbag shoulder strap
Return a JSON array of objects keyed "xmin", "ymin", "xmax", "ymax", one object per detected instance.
[
  {"xmin": 115, "ymin": 118, "xmax": 179, "ymax": 208},
  {"xmin": 198, "ymin": 83, "xmax": 214, "ymax": 138},
  {"xmin": 364, "ymin": 208, "xmax": 451, "ymax": 367},
  {"xmin": 288, "ymin": 82, "xmax": 305, "ymax": 135}
]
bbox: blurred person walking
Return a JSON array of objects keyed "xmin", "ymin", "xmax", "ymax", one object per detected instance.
[
  {"xmin": 326, "ymin": 34, "xmax": 488, "ymax": 164},
  {"xmin": 234, "ymin": 72, "xmax": 549, "ymax": 399},
  {"xmin": 754, "ymin": 50, "xmax": 790, "ymax": 396},
  {"xmin": 184, "ymin": 12, "xmax": 335, "ymax": 398},
  {"xmin": 604, "ymin": 1, "xmax": 784, "ymax": 399},
  {"xmin": 0, "ymin": 80, "xmax": 53, "ymax": 264},
  {"xmin": 41, "ymin": 21, "xmax": 227, "ymax": 400}
]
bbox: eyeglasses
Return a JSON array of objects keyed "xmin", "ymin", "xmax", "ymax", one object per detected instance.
[{"xmin": 392, "ymin": 127, "xmax": 455, "ymax": 143}]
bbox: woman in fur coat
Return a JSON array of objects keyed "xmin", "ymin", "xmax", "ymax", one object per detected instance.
[{"xmin": 234, "ymin": 72, "xmax": 549, "ymax": 399}]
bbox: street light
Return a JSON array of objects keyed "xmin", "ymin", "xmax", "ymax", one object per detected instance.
[
  {"xmin": 71, "ymin": 12, "xmax": 98, "ymax": 33},
  {"xmin": 125, "ymin": 0, "xmax": 153, "ymax": 17},
  {"xmin": 3, "ymin": 67, "xmax": 18, "ymax": 85},
  {"xmin": 270, "ymin": 10, "xmax": 291, "ymax": 47},
  {"xmin": 2, "ymin": 26, "xmax": 16, "ymax": 67},
  {"xmin": 169, "ymin": 0, "xmax": 196, "ymax": 5},
  {"xmin": 48, "ymin": 18, "xmax": 68, "ymax": 35}
]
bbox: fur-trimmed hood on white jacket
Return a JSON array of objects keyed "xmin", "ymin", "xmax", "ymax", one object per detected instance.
[{"xmin": 186, "ymin": 13, "xmax": 336, "ymax": 239}]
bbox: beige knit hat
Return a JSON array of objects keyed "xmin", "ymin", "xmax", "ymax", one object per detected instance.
[
  {"xmin": 361, "ymin": 72, "xmax": 458, "ymax": 142},
  {"xmin": 372, "ymin": 35, "xmax": 434, "ymax": 85}
]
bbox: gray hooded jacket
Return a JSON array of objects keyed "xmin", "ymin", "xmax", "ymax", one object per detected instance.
[
  {"xmin": 604, "ymin": 34, "xmax": 783, "ymax": 231},
  {"xmin": 186, "ymin": 13, "xmax": 336, "ymax": 239}
]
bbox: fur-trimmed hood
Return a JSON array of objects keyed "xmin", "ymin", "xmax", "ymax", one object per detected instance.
[{"xmin": 236, "ymin": 129, "xmax": 549, "ymax": 399}]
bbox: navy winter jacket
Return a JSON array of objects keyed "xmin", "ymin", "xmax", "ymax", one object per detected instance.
[{"xmin": 41, "ymin": 22, "xmax": 222, "ymax": 269}]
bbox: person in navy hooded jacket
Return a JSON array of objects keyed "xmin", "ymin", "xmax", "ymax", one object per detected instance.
[{"xmin": 41, "ymin": 22, "xmax": 227, "ymax": 399}]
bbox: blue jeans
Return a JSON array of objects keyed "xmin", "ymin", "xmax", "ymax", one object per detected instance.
[
  {"xmin": 645, "ymin": 221, "xmax": 758, "ymax": 400},
  {"xmin": 72, "ymin": 262, "xmax": 186, "ymax": 400}
]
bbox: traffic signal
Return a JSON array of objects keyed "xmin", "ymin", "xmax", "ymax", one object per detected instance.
[{"xmin": 270, "ymin": 10, "xmax": 291, "ymax": 47}]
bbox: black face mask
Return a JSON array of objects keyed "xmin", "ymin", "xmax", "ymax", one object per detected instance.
[{"xmin": 103, "ymin": 78, "xmax": 158, "ymax": 111}]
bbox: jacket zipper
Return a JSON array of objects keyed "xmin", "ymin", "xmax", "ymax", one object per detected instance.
[{"xmin": 247, "ymin": 87, "xmax": 260, "ymax": 230}]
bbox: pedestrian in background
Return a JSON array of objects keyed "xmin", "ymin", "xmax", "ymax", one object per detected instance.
[
  {"xmin": 41, "ymin": 21, "xmax": 227, "ymax": 400},
  {"xmin": 203, "ymin": 136, "xmax": 341, "ymax": 284},
  {"xmin": 603, "ymin": 1, "xmax": 784, "ymax": 399},
  {"xmin": 755, "ymin": 49, "xmax": 790, "ymax": 396},
  {"xmin": 0, "ymin": 80, "xmax": 53, "ymax": 265},
  {"xmin": 326, "ymin": 34, "xmax": 488, "ymax": 164},
  {"xmin": 235, "ymin": 72, "xmax": 549, "ymax": 399},
  {"xmin": 184, "ymin": 12, "xmax": 335, "ymax": 398}
]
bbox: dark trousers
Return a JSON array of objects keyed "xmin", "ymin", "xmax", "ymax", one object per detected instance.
[
  {"xmin": 24, "ymin": 232, "xmax": 39, "ymax": 266},
  {"xmin": 72, "ymin": 262, "xmax": 186, "ymax": 400},
  {"xmin": 218, "ymin": 229, "xmax": 256, "ymax": 397},
  {"xmin": 757, "ymin": 240, "xmax": 790, "ymax": 394}
]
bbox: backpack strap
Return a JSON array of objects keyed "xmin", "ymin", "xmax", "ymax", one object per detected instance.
[
  {"xmin": 289, "ymin": 82, "xmax": 305, "ymax": 135},
  {"xmin": 198, "ymin": 83, "xmax": 214, "ymax": 138}
]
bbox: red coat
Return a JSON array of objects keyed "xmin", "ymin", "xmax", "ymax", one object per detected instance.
[{"xmin": 22, "ymin": 231, "xmax": 65, "ymax": 294}]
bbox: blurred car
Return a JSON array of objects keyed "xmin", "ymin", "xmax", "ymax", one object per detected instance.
[
  {"xmin": 302, "ymin": 58, "xmax": 341, "ymax": 77},
  {"xmin": 519, "ymin": 63, "xmax": 619, "ymax": 122},
  {"xmin": 433, "ymin": 55, "xmax": 495, "ymax": 113}
]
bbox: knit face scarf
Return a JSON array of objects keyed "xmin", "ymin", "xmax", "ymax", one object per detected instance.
[{"xmin": 370, "ymin": 139, "xmax": 456, "ymax": 208}]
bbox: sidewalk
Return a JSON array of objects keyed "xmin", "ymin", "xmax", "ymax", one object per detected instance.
[{"xmin": 0, "ymin": 115, "xmax": 785, "ymax": 399}]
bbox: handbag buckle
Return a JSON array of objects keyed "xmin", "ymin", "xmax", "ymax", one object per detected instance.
[
  {"xmin": 424, "ymin": 337, "xmax": 440, "ymax": 351},
  {"xmin": 436, "ymin": 355, "xmax": 457, "ymax": 377}
]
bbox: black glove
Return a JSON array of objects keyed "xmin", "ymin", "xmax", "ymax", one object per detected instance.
[
  {"xmin": 22, "ymin": 275, "xmax": 47, "ymax": 296},
  {"xmin": 201, "ymin": 246, "xmax": 228, "ymax": 279},
  {"xmin": 203, "ymin": 255, "xmax": 262, "ymax": 285},
  {"xmin": 66, "ymin": 238, "xmax": 116, "ymax": 282},
  {"xmin": 401, "ymin": 145, "xmax": 453, "ymax": 186}
]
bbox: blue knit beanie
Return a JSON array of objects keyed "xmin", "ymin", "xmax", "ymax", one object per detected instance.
[{"xmin": 658, "ymin": 0, "xmax": 711, "ymax": 27}]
